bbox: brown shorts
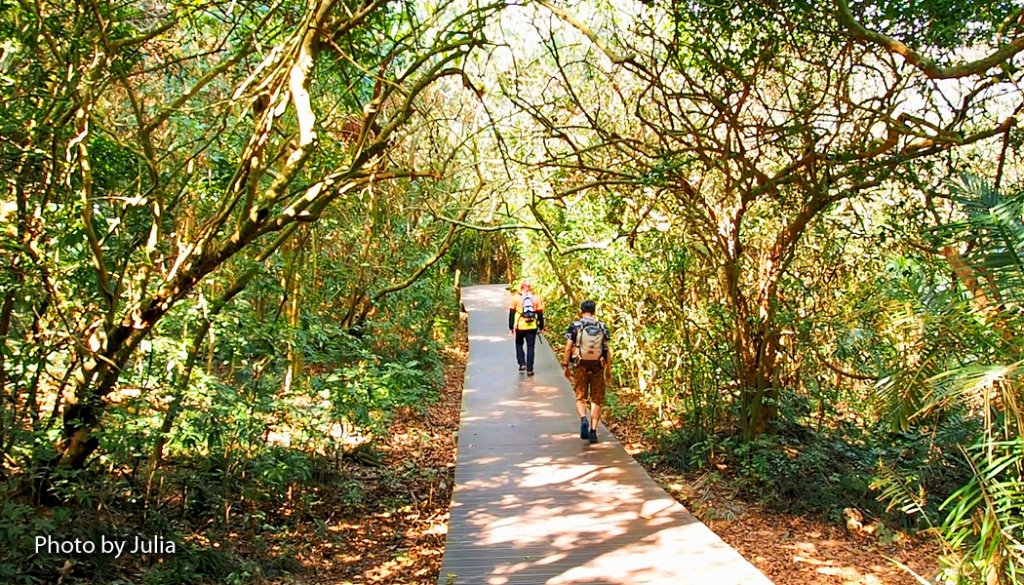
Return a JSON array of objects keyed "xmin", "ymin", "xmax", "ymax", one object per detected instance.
[{"xmin": 572, "ymin": 366, "xmax": 606, "ymax": 406}]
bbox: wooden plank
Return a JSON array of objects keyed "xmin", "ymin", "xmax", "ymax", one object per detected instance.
[{"xmin": 438, "ymin": 285, "xmax": 773, "ymax": 585}]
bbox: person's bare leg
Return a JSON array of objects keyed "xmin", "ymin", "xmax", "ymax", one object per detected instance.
[
  {"xmin": 590, "ymin": 403, "xmax": 603, "ymax": 431},
  {"xmin": 573, "ymin": 371, "xmax": 589, "ymax": 437}
]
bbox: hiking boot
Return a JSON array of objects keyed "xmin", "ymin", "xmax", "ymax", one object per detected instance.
[
  {"xmin": 580, "ymin": 418, "xmax": 589, "ymax": 440},
  {"xmin": 518, "ymin": 364, "xmax": 526, "ymax": 372},
  {"xmin": 526, "ymin": 370, "xmax": 534, "ymax": 377},
  {"xmin": 588, "ymin": 429, "xmax": 598, "ymax": 444}
]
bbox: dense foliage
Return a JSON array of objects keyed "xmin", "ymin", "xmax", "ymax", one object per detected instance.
[
  {"xmin": 2, "ymin": 0, "xmax": 1024, "ymax": 582},
  {"xmin": 1, "ymin": 0, "xmax": 492, "ymax": 580},
  {"xmin": 480, "ymin": 0, "xmax": 1024, "ymax": 582}
]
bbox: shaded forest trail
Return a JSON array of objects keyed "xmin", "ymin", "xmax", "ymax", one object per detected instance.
[{"xmin": 438, "ymin": 285, "xmax": 772, "ymax": 584}]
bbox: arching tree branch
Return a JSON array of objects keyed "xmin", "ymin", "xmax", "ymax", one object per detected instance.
[{"xmin": 836, "ymin": 0, "xmax": 1024, "ymax": 79}]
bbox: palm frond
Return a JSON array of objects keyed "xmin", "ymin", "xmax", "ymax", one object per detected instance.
[
  {"xmin": 941, "ymin": 440, "xmax": 1024, "ymax": 580},
  {"xmin": 889, "ymin": 175, "xmax": 1024, "ymax": 584}
]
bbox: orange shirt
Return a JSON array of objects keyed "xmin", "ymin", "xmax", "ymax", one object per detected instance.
[{"xmin": 509, "ymin": 291, "xmax": 544, "ymax": 331}]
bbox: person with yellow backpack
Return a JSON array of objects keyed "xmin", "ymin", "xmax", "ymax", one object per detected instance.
[{"xmin": 508, "ymin": 280, "xmax": 545, "ymax": 376}]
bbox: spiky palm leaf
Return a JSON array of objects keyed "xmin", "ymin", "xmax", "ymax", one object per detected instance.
[
  {"xmin": 889, "ymin": 175, "xmax": 1024, "ymax": 585},
  {"xmin": 877, "ymin": 175, "xmax": 1024, "ymax": 420},
  {"xmin": 941, "ymin": 440, "xmax": 1024, "ymax": 584}
]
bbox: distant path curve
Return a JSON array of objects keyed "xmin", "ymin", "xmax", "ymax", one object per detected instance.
[{"xmin": 438, "ymin": 284, "xmax": 773, "ymax": 584}]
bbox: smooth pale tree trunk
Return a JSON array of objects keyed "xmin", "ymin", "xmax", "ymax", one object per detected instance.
[{"xmin": 282, "ymin": 234, "xmax": 305, "ymax": 395}]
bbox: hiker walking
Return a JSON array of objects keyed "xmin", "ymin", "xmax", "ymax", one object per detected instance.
[
  {"xmin": 508, "ymin": 280, "xmax": 545, "ymax": 376},
  {"xmin": 562, "ymin": 300, "xmax": 612, "ymax": 444}
]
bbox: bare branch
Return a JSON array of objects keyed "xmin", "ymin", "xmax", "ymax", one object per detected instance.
[{"xmin": 534, "ymin": 0, "xmax": 632, "ymax": 65}]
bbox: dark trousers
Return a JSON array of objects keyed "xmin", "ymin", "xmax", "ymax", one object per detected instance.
[{"xmin": 515, "ymin": 329, "xmax": 538, "ymax": 371}]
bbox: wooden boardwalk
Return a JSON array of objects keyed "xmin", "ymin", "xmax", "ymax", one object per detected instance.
[{"xmin": 438, "ymin": 285, "xmax": 773, "ymax": 585}]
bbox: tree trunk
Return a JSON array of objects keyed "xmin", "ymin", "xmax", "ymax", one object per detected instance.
[
  {"xmin": 500, "ymin": 233, "xmax": 515, "ymax": 285},
  {"xmin": 0, "ymin": 293, "xmax": 13, "ymax": 398},
  {"xmin": 58, "ymin": 359, "xmax": 127, "ymax": 469},
  {"xmin": 722, "ymin": 251, "xmax": 783, "ymax": 441},
  {"xmin": 737, "ymin": 321, "xmax": 781, "ymax": 441},
  {"xmin": 0, "ymin": 292, "xmax": 16, "ymax": 464},
  {"xmin": 481, "ymin": 237, "xmax": 492, "ymax": 283},
  {"xmin": 543, "ymin": 247, "xmax": 576, "ymax": 308},
  {"xmin": 283, "ymin": 268, "xmax": 303, "ymax": 394}
]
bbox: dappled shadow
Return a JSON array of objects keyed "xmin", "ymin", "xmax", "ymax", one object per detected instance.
[
  {"xmin": 438, "ymin": 285, "xmax": 772, "ymax": 584},
  {"xmin": 469, "ymin": 334, "xmax": 510, "ymax": 344},
  {"xmin": 443, "ymin": 454, "xmax": 760, "ymax": 584}
]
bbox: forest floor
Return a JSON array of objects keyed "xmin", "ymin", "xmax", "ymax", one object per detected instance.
[
  {"xmin": 607, "ymin": 417, "xmax": 943, "ymax": 585},
  {"xmin": 290, "ymin": 314, "xmax": 939, "ymax": 584},
  {"xmin": 285, "ymin": 312, "xmax": 467, "ymax": 585}
]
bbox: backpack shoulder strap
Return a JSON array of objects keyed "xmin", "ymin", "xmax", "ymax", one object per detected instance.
[{"xmin": 573, "ymin": 318, "xmax": 593, "ymax": 341}]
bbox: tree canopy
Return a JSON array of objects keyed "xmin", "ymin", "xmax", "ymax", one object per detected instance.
[{"xmin": 3, "ymin": 0, "xmax": 1024, "ymax": 582}]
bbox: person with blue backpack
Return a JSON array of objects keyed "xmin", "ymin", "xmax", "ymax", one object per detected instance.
[{"xmin": 508, "ymin": 280, "xmax": 545, "ymax": 376}]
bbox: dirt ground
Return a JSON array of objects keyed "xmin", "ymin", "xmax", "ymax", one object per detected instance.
[
  {"xmin": 608, "ymin": 420, "xmax": 942, "ymax": 585},
  {"xmin": 296, "ymin": 314, "xmax": 940, "ymax": 584}
]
